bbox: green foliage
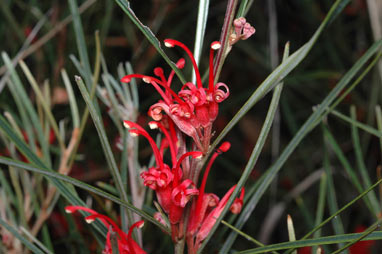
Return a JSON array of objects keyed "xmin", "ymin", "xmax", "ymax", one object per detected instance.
[{"xmin": 0, "ymin": 0, "xmax": 381, "ymax": 253}]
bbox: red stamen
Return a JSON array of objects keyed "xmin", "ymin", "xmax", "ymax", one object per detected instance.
[
  {"xmin": 167, "ymin": 58, "xmax": 185, "ymax": 89},
  {"xmin": 121, "ymin": 74, "xmax": 159, "ymax": 84},
  {"xmin": 65, "ymin": 206, "xmax": 110, "ymax": 228},
  {"xmin": 127, "ymin": 128, "xmax": 164, "ymax": 169},
  {"xmin": 195, "ymin": 142, "xmax": 230, "ymax": 215},
  {"xmin": 127, "ymin": 220, "xmax": 144, "ymax": 242},
  {"xmin": 123, "ymin": 120, "xmax": 147, "ymax": 133},
  {"xmin": 175, "ymin": 151, "xmax": 203, "ymax": 170},
  {"xmin": 151, "ymin": 80, "xmax": 187, "ymax": 106},
  {"xmin": 154, "ymin": 67, "xmax": 166, "ymax": 83},
  {"xmin": 149, "ymin": 121, "xmax": 177, "ymax": 166},
  {"xmin": 65, "ymin": 206, "xmax": 97, "ymax": 215},
  {"xmin": 122, "ymin": 74, "xmax": 174, "ymax": 104},
  {"xmin": 85, "ymin": 214, "xmax": 126, "ymax": 243},
  {"xmin": 164, "ymin": 39, "xmax": 203, "ymax": 89},
  {"xmin": 208, "ymin": 42, "xmax": 221, "ymax": 92}
]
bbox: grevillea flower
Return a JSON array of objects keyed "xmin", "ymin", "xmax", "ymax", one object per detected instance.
[
  {"xmin": 65, "ymin": 206, "xmax": 145, "ymax": 254},
  {"xmin": 121, "ymin": 38, "xmax": 246, "ymax": 253},
  {"xmin": 122, "ymin": 39, "xmax": 229, "ymax": 153},
  {"xmin": 186, "ymin": 142, "xmax": 245, "ymax": 253},
  {"xmin": 123, "ymin": 120, "xmax": 202, "ymax": 223}
]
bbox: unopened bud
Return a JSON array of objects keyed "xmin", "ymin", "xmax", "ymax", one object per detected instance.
[
  {"xmin": 164, "ymin": 39, "xmax": 175, "ymax": 47},
  {"xmin": 148, "ymin": 121, "xmax": 159, "ymax": 129},
  {"xmin": 211, "ymin": 41, "xmax": 221, "ymax": 50}
]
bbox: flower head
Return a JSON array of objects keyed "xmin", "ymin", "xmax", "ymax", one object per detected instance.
[{"xmin": 122, "ymin": 39, "xmax": 229, "ymax": 153}]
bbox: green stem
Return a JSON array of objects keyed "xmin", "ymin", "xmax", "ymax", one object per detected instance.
[{"xmin": 175, "ymin": 238, "xmax": 186, "ymax": 254}]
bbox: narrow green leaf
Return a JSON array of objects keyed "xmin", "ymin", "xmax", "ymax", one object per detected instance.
[
  {"xmin": 101, "ymin": 74, "xmax": 123, "ymax": 133},
  {"xmin": 350, "ymin": 106, "xmax": 380, "ymax": 214},
  {"xmin": 209, "ymin": 0, "xmax": 351, "ymax": 156},
  {"xmin": 323, "ymin": 146, "xmax": 346, "ymax": 252},
  {"xmin": 0, "ymin": 115, "xmax": 107, "ymax": 236},
  {"xmin": 221, "ymin": 39, "xmax": 382, "ymax": 251},
  {"xmin": 331, "ymin": 219, "xmax": 380, "ymax": 254},
  {"xmin": 0, "ymin": 218, "xmax": 45, "ymax": 254},
  {"xmin": 125, "ymin": 62, "xmax": 139, "ymax": 109},
  {"xmin": 330, "ymin": 109, "xmax": 382, "ymax": 138},
  {"xmin": 9, "ymin": 165, "xmax": 26, "ymax": 227},
  {"xmin": 20, "ymin": 226, "xmax": 54, "ymax": 254},
  {"xmin": 375, "ymin": 105, "xmax": 382, "ymax": 154},
  {"xmin": 0, "ymin": 170, "xmax": 16, "ymax": 204},
  {"xmin": 2, "ymin": 52, "xmax": 51, "ymax": 167},
  {"xmin": 0, "ymin": 156, "xmax": 169, "ymax": 234},
  {"xmin": 291, "ymin": 178, "xmax": 382, "ymax": 253},
  {"xmin": 236, "ymin": 231, "xmax": 382, "ymax": 254},
  {"xmin": 68, "ymin": 0, "xmax": 92, "ymax": 89},
  {"xmin": 192, "ymin": 0, "xmax": 210, "ymax": 83},
  {"xmin": 313, "ymin": 172, "xmax": 327, "ymax": 240},
  {"xmin": 114, "ymin": 0, "xmax": 186, "ymax": 84},
  {"xmin": 220, "ymin": 220, "xmax": 279, "ymax": 254},
  {"xmin": 75, "ymin": 76, "xmax": 136, "ymax": 228},
  {"xmin": 205, "ymin": 43, "xmax": 289, "ymax": 254},
  {"xmin": 236, "ymin": 0, "xmax": 253, "ymax": 17},
  {"xmin": 61, "ymin": 69, "xmax": 80, "ymax": 128},
  {"xmin": 19, "ymin": 60, "xmax": 66, "ymax": 151},
  {"xmin": 323, "ymin": 125, "xmax": 376, "ymax": 214}
]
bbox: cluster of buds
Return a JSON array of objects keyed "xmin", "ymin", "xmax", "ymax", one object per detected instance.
[
  {"xmin": 122, "ymin": 39, "xmax": 244, "ymax": 253},
  {"xmin": 65, "ymin": 206, "xmax": 146, "ymax": 254},
  {"xmin": 229, "ymin": 17, "xmax": 256, "ymax": 46}
]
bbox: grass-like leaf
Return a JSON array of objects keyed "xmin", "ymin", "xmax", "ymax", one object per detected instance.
[
  {"xmin": 74, "ymin": 76, "xmax": 137, "ymax": 228},
  {"xmin": 236, "ymin": 231, "xmax": 382, "ymax": 254},
  {"xmin": 220, "ymin": 38, "xmax": 382, "ymax": 250},
  {"xmin": 2, "ymin": 52, "xmax": 51, "ymax": 167},
  {"xmin": 0, "ymin": 156, "xmax": 170, "ymax": 234},
  {"xmin": 0, "ymin": 114, "xmax": 108, "ymax": 236},
  {"xmin": 350, "ymin": 106, "xmax": 380, "ymax": 215},
  {"xmin": 323, "ymin": 145, "xmax": 346, "ymax": 252},
  {"xmin": 68, "ymin": 0, "xmax": 93, "ymax": 89},
  {"xmin": 203, "ymin": 43, "xmax": 289, "ymax": 253},
  {"xmin": 330, "ymin": 109, "xmax": 382, "ymax": 138},
  {"xmin": 0, "ymin": 218, "xmax": 45, "ymax": 254},
  {"xmin": 114, "ymin": 0, "xmax": 186, "ymax": 84},
  {"xmin": 192, "ymin": 0, "xmax": 209, "ymax": 84},
  {"xmin": 209, "ymin": 0, "xmax": 351, "ymax": 155}
]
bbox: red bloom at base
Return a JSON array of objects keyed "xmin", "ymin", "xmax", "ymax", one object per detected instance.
[{"xmin": 65, "ymin": 206, "xmax": 146, "ymax": 254}]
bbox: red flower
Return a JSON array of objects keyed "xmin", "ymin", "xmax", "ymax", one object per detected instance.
[
  {"xmin": 122, "ymin": 39, "xmax": 229, "ymax": 153},
  {"xmin": 121, "ymin": 39, "xmax": 245, "ymax": 253},
  {"xmin": 187, "ymin": 142, "xmax": 245, "ymax": 252},
  {"xmin": 65, "ymin": 206, "xmax": 146, "ymax": 254}
]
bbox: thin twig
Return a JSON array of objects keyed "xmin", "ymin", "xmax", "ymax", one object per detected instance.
[{"xmin": 213, "ymin": 0, "xmax": 239, "ymax": 82}]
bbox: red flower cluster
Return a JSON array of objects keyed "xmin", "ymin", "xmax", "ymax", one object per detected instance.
[
  {"xmin": 65, "ymin": 206, "xmax": 146, "ymax": 254},
  {"xmin": 121, "ymin": 39, "xmax": 229, "ymax": 154},
  {"xmin": 122, "ymin": 39, "xmax": 244, "ymax": 253}
]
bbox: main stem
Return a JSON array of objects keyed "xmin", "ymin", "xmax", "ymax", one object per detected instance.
[
  {"xmin": 174, "ymin": 238, "xmax": 186, "ymax": 254},
  {"xmin": 213, "ymin": 0, "xmax": 238, "ymax": 82}
]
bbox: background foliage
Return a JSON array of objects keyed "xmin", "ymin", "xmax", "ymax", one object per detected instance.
[{"xmin": 0, "ymin": 0, "xmax": 381, "ymax": 253}]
